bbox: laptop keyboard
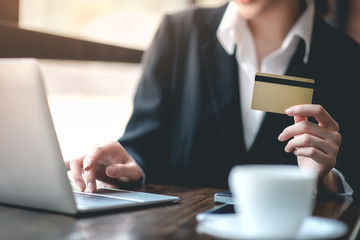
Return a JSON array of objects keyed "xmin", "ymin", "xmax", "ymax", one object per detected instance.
[{"xmin": 74, "ymin": 192, "xmax": 136, "ymax": 211}]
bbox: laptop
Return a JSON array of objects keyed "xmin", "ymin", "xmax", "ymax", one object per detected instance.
[{"xmin": 0, "ymin": 58, "xmax": 179, "ymax": 216}]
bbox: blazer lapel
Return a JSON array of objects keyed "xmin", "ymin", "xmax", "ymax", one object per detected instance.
[{"xmin": 199, "ymin": 7, "xmax": 246, "ymax": 162}]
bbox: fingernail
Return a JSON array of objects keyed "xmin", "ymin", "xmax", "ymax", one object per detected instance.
[
  {"xmin": 106, "ymin": 166, "xmax": 116, "ymax": 177},
  {"xmin": 88, "ymin": 182, "xmax": 95, "ymax": 192},
  {"xmin": 285, "ymin": 107, "xmax": 294, "ymax": 115},
  {"xmin": 278, "ymin": 134, "xmax": 284, "ymax": 141},
  {"xmin": 77, "ymin": 181, "xmax": 84, "ymax": 191},
  {"xmin": 284, "ymin": 146, "xmax": 291, "ymax": 153}
]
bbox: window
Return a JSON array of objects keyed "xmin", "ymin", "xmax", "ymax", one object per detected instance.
[{"xmin": 19, "ymin": 0, "xmax": 204, "ymax": 50}]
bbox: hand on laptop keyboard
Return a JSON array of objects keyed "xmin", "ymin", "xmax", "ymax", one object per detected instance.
[{"xmin": 65, "ymin": 141, "xmax": 143, "ymax": 192}]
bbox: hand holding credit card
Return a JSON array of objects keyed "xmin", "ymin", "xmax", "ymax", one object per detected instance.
[{"xmin": 251, "ymin": 72, "xmax": 315, "ymax": 114}]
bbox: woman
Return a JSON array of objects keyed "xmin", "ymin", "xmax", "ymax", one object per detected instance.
[{"xmin": 67, "ymin": 0, "xmax": 359, "ymax": 195}]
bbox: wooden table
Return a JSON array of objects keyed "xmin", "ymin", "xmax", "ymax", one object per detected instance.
[{"xmin": 0, "ymin": 184, "xmax": 358, "ymax": 240}]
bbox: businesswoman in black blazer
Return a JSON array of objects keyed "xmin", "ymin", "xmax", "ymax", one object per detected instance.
[{"xmin": 66, "ymin": 0, "xmax": 360, "ymax": 195}]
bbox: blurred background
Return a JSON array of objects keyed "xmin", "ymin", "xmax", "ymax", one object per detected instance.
[
  {"xmin": 0, "ymin": 0, "xmax": 359, "ymax": 160},
  {"xmin": 19, "ymin": 0, "xmax": 227, "ymax": 50}
]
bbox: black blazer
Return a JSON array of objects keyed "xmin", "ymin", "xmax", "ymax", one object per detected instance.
[{"xmin": 119, "ymin": 4, "xmax": 360, "ymax": 191}]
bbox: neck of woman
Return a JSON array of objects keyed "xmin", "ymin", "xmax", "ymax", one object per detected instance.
[{"xmin": 248, "ymin": 2, "xmax": 304, "ymax": 67}]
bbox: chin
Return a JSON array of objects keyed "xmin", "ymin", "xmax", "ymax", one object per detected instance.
[
  {"xmin": 235, "ymin": 0, "xmax": 256, "ymax": 4},
  {"xmin": 234, "ymin": 0, "xmax": 257, "ymax": 5},
  {"xmin": 235, "ymin": 7, "xmax": 262, "ymax": 20},
  {"xmin": 233, "ymin": 0, "xmax": 271, "ymax": 20}
]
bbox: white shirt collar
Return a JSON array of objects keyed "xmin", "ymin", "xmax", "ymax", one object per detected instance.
[{"xmin": 217, "ymin": 0, "xmax": 315, "ymax": 63}]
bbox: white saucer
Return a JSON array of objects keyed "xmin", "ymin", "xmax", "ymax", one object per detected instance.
[{"xmin": 196, "ymin": 214, "xmax": 348, "ymax": 239}]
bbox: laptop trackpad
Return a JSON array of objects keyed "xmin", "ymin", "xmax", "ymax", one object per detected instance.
[
  {"xmin": 93, "ymin": 188, "xmax": 178, "ymax": 203},
  {"xmin": 73, "ymin": 188, "xmax": 179, "ymax": 212}
]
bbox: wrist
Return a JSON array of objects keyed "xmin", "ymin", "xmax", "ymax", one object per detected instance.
[{"xmin": 318, "ymin": 170, "xmax": 343, "ymax": 194}]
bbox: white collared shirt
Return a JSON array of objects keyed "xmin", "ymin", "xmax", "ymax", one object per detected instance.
[
  {"xmin": 216, "ymin": 0, "xmax": 353, "ymax": 195},
  {"xmin": 217, "ymin": 0, "xmax": 314, "ymax": 150}
]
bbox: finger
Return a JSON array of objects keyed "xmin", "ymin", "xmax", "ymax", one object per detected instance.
[
  {"xmin": 284, "ymin": 133, "xmax": 336, "ymax": 155},
  {"xmin": 83, "ymin": 142, "xmax": 128, "ymax": 171},
  {"xmin": 82, "ymin": 142, "xmax": 128, "ymax": 192},
  {"xmin": 105, "ymin": 162, "xmax": 142, "ymax": 182},
  {"xmin": 82, "ymin": 153, "xmax": 100, "ymax": 192},
  {"xmin": 83, "ymin": 167, "xmax": 97, "ymax": 192},
  {"xmin": 69, "ymin": 156, "xmax": 87, "ymax": 191},
  {"xmin": 279, "ymin": 120, "xmax": 340, "ymax": 144},
  {"xmin": 293, "ymin": 147, "xmax": 334, "ymax": 170},
  {"xmin": 82, "ymin": 145, "xmax": 105, "ymax": 171},
  {"xmin": 279, "ymin": 120, "xmax": 325, "ymax": 141},
  {"xmin": 294, "ymin": 115, "xmax": 307, "ymax": 124},
  {"xmin": 285, "ymin": 104, "xmax": 339, "ymax": 131}
]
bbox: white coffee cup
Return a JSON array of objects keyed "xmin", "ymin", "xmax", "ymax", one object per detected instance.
[{"xmin": 228, "ymin": 164, "xmax": 317, "ymax": 239}]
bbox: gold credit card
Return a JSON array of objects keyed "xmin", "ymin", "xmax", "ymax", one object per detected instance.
[{"xmin": 251, "ymin": 72, "xmax": 315, "ymax": 114}]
